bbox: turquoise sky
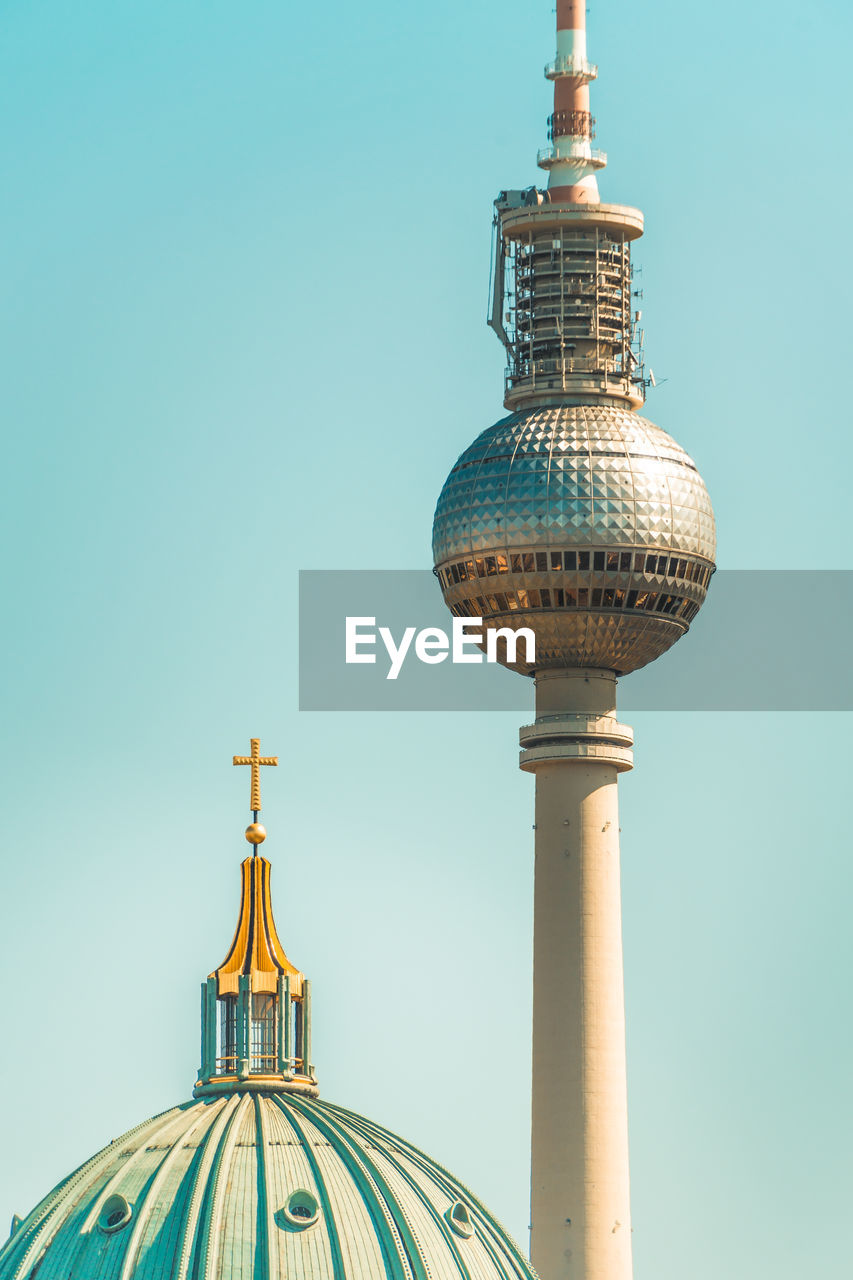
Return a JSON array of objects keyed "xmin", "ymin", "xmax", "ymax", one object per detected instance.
[{"xmin": 1, "ymin": 2, "xmax": 851, "ymax": 1276}]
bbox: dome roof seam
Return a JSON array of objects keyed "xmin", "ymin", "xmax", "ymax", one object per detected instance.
[
  {"xmin": 196, "ymin": 1092, "xmax": 252, "ymax": 1280},
  {"xmin": 173, "ymin": 1096, "xmax": 236, "ymax": 1280},
  {"xmin": 80, "ymin": 1104, "xmax": 197, "ymax": 1237},
  {"xmin": 254, "ymin": 1095, "xmax": 276, "ymax": 1280},
  {"xmin": 116, "ymin": 1103, "xmax": 215, "ymax": 1280},
  {"xmin": 267, "ymin": 1095, "xmax": 356, "ymax": 1279}
]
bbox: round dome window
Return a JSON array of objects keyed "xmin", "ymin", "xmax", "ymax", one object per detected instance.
[
  {"xmin": 447, "ymin": 1200, "xmax": 475, "ymax": 1239},
  {"xmin": 282, "ymin": 1189, "xmax": 320, "ymax": 1229},
  {"xmin": 98, "ymin": 1194, "xmax": 132, "ymax": 1234}
]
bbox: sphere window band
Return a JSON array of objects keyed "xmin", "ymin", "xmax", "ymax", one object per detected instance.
[
  {"xmin": 436, "ymin": 550, "xmax": 714, "ymax": 588},
  {"xmin": 447, "ymin": 589, "xmax": 701, "ymax": 624}
]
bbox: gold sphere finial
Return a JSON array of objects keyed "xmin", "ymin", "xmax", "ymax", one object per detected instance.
[{"xmin": 245, "ymin": 823, "xmax": 267, "ymax": 845}]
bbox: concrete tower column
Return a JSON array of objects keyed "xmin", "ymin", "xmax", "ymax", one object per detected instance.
[{"xmin": 520, "ymin": 670, "xmax": 634, "ymax": 1280}]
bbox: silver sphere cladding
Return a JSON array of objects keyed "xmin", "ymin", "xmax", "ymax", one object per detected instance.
[{"xmin": 432, "ymin": 404, "xmax": 716, "ymax": 676}]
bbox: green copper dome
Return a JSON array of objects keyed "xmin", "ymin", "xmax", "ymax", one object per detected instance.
[
  {"xmin": 0, "ymin": 1092, "xmax": 535, "ymax": 1280},
  {"xmin": 0, "ymin": 742, "xmax": 537, "ymax": 1280}
]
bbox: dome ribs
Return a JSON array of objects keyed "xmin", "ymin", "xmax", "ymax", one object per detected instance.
[
  {"xmin": 192, "ymin": 1094, "xmax": 253, "ymax": 1280},
  {"xmin": 308, "ymin": 1106, "xmax": 478, "ymax": 1280},
  {"xmin": 172, "ymin": 1097, "xmax": 240, "ymax": 1280},
  {"xmin": 320, "ymin": 1101, "xmax": 536, "ymax": 1280},
  {"xmin": 267, "ymin": 1099, "xmax": 351, "ymax": 1280},
  {"xmin": 252, "ymin": 1097, "xmax": 274, "ymax": 1280},
  {"xmin": 0, "ymin": 1094, "xmax": 539, "ymax": 1280},
  {"xmin": 115, "ymin": 1106, "xmax": 217, "ymax": 1280},
  {"xmin": 290, "ymin": 1096, "xmax": 446, "ymax": 1280},
  {"xmin": 2, "ymin": 1107, "xmax": 186, "ymax": 1280}
]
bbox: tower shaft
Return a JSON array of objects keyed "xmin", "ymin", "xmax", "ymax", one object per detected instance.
[{"xmin": 521, "ymin": 671, "xmax": 634, "ymax": 1280}]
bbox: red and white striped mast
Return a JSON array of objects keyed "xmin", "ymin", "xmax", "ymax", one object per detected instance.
[{"xmin": 541, "ymin": 0, "xmax": 606, "ymax": 204}]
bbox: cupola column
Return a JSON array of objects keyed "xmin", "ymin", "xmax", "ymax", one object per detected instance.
[
  {"xmin": 302, "ymin": 979, "xmax": 313, "ymax": 1078},
  {"xmin": 236, "ymin": 975, "xmax": 251, "ymax": 1073},
  {"xmin": 199, "ymin": 976, "xmax": 218, "ymax": 1079}
]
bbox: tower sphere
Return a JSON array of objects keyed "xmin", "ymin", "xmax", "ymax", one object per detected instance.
[{"xmin": 432, "ymin": 403, "xmax": 716, "ymax": 675}]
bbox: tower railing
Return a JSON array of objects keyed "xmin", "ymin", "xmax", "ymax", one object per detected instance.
[{"xmin": 544, "ymin": 54, "xmax": 598, "ymax": 80}]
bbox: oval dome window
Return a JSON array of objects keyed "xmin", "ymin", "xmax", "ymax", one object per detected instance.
[
  {"xmin": 282, "ymin": 1189, "xmax": 320, "ymax": 1229},
  {"xmin": 98, "ymin": 1194, "xmax": 133, "ymax": 1234},
  {"xmin": 447, "ymin": 1200, "xmax": 475, "ymax": 1239}
]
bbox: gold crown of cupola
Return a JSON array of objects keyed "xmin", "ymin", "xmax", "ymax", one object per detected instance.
[{"xmin": 212, "ymin": 855, "xmax": 305, "ymax": 998}]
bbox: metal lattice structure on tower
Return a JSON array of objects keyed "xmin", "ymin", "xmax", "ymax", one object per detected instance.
[
  {"xmin": 491, "ymin": 210, "xmax": 647, "ymax": 410},
  {"xmin": 488, "ymin": 0, "xmax": 650, "ymax": 413},
  {"xmin": 433, "ymin": 5, "xmax": 717, "ymax": 1280}
]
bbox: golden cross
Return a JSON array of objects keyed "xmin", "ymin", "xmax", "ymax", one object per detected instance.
[{"xmin": 233, "ymin": 738, "xmax": 278, "ymax": 815}]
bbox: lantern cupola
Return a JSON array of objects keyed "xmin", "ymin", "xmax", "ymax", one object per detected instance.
[{"xmin": 194, "ymin": 739, "xmax": 317, "ymax": 1098}]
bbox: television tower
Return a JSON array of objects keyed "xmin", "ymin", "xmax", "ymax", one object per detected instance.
[{"xmin": 432, "ymin": 4, "xmax": 716, "ymax": 1279}]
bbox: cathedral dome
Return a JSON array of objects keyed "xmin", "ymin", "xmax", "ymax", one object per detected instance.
[
  {"xmin": 432, "ymin": 403, "xmax": 716, "ymax": 674},
  {"xmin": 0, "ymin": 741, "xmax": 537, "ymax": 1280},
  {"xmin": 0, "ymin": 1092, "xmax": 535, "ymax": 1280}
]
